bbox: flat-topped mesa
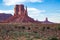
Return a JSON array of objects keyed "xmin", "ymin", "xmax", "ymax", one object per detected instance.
[{"xmin": 14, "ymin": 4, "xmax": 28, "ymax": 17}]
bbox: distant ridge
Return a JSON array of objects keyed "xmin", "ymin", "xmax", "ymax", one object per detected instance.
[
  {"xmin": 41, "ymin": 17, "xmax": 53, "ymax": 24},
  {"xmin": 0, "ymin": 13, "xmax": 12, "ymax": 22}
]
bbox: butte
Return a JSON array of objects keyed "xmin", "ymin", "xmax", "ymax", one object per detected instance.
[{"xmin": 3, "ymin": 4, "xmax": 41, "ymax": 23}]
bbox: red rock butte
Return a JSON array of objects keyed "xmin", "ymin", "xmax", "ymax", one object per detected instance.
[{"xmin": 3, "ymin": 4, "xmax": 41, "ymax": 23}]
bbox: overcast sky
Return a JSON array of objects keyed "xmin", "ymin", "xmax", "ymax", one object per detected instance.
[{"xmin": 0, "ymin": 0, "xmax": 60, "ymax": 23}]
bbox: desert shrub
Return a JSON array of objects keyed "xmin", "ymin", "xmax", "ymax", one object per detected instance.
[
  {"xmin": 57, "ymin": 26, "xmax": 60, "ymax": 30},
  {"xmin": 0, "ymin": 29, "xmax": 7, "ymax": 36},
  {"xmin": 47, "ymin": 27, "xmax": 50, "ymax": 29},
  {"xmin": 34, "ymin": 33, "xmax": 40, "ymax": 39},
  {"xmin": 50, "ymin": 37, "xmax": 58, "ymax": 40},
  {"xmin": 42, "ymin": 27, "xmax": 45, "ymax": 31},
  {"xmin": 21, "ymin": 26, "xmax": 25, "ymax": 29},
  {"xmin": 27, "ymin": 38, "xmax": 33, "ymax": 40},
  {"xmin": 28, "ymin": 27, "xmax": 31, "ymax": 30},
  {"xmin": 0, "ymin": 37, "xmax": 3, "ymax": 40}
]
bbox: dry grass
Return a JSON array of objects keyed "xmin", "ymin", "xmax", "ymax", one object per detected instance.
[{"xmin": 0, "ymin": 23, "xmax": 60, "ymax": 40}]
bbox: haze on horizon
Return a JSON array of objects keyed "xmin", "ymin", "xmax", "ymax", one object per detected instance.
[{"xmin": 0, "ymin": 0, "xmax": 60, "ymax": 23}]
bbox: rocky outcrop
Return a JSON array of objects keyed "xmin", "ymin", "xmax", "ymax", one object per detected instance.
[
  {"xmin": 1, "ymin": 4, "xmax": 53, "ymax": 24},
  {"xmin": 41, "ymin": 17, "xmax": 53, "ymax": 24},
  {"xmin": 4, "ymin": 4, "xmax": 40, "ymax": 23},
  {"xmin": 0, "ymin": 13, "xmax": 12, "ymax": 22}
]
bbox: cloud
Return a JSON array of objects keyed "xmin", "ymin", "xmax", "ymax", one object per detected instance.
[
  {"xmin": 27, "ymin": 8, "xmax": 46, "ymax": 20},
  {"xmin": 46, "ymin": 13, "xmax": 60, "ymax": 23},
  {"xmin": 49, "ymin": 17, "xmax": 60, "ymax": 23},
  {"xmin": 3, "ymin": 0, "xmax": 43, "ymax": 5},
  {"xmin": 0, "ymin": 10, "xmax": 13, "ymax": 14},
  {"xmin": 27, "ymin": 8, "xmax": 45, "ymax": 16},
  {"xmin": 28, "ymin": 8, "xmax": 60, "ymax": 23}
]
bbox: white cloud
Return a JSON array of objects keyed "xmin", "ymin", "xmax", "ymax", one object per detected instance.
[
  {"xmin": 27, "ymin": 8, "xmax": 60, "ymax": 23},
  {"xmin": 3, "ymin": 0, "xmax": 43, "ymax": 5},
  {"xmin": 27, "ymin": 8, "xmax": 45, "ymax": 16},
  {"xmin": 47, "ymin": 13, "xmax": 60, "ymax": 23},
  {"xmin": 27, "ymin": 8, "xmax": 46, "ymax": 20},
  {"xmin": 0, "ymin": 10, "xmax": 13, "ymax": 14},
  {"xmin": 28, "ymin": 8, "xmax": 45, "ymax": 14},
  {"xmin": 49, "ymin": 17, "xmax": 60, "ymax": 23},
  {"xmin": 29, "ymin": 0, "xmax": 43, "ymax": 2}
]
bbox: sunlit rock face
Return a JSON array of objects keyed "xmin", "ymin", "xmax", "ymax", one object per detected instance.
[{"xmin": 4, "ymin": 4, "xmax": 40, "ymax": 23}]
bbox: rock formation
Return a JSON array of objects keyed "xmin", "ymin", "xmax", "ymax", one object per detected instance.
[
  {"xmin": 42, "ymin": 17, "xmax": 53, "ymax": 24},
  {"xmin": 0, "ymin": 13, "xmax": 12, "ymax": 22},
  {"xmin": 4, "ymin": 4, "xmax": 39, "ymax": 23},
  {"xmin": 0, "ymin": 4, "xmax": 53, "ymax": 24}
]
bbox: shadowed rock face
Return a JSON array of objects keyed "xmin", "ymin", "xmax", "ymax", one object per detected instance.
[{"xmin": 0, "ymin": 13, "xmax": 12, "ymax": 22}]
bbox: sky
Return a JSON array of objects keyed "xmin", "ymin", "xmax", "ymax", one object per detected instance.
[{"xmin": 0, "ymin": 0, "xmax": 60, "ymax": 23}]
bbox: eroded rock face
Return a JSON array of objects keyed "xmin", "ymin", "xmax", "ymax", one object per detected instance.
[
  {"xmin": 0, "ymin": 4, "xmax": 53, "ymax": 24},
  {"xmin": 4, "ymin": 4, "xmax": 38, "ymax": 23},
  {"xmin": 14, "ymin": 4, "xmax": 28, "ymax": 17}
]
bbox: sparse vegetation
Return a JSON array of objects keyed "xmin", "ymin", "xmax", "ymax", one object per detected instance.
[
  {"xmin": 50, "ymin": 37, "xmax": 58, "ymax": 40},
  {"xmin": 0, "ymin": 23, "xmax": 60, "ymax": 40},
  {"xmin": 57, "ymin": 25, "xmax": 60, "ymax": 30}
]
